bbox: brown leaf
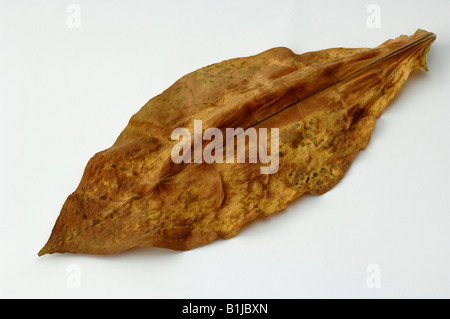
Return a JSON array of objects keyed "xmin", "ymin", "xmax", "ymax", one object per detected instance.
[{"xmin": 39, "ymin": 29, "xmax": 436, "ymax": 255}]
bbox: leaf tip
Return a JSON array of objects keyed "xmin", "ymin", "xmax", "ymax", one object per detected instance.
[
  {"xmin": 37, "ymin": 247, "xmax": 48, "ymax": 257},
  {"xmin": 417, "ymin": 29, "xmax": 436, "ymax": 72}
]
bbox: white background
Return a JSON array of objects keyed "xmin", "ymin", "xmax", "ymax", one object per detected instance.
[{"xmin": 1, "ymin": 0, "xmax": 450, "ymax": 299}]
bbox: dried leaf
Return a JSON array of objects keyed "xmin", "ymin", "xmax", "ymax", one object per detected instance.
[{"xmin": 39, "ymin": 29, "xmax": 436, "ymax": 255}]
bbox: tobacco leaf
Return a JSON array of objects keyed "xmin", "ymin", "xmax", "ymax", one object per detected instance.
[{"xmin": 39, "ymin": 29, "xmax": 436, "ymax": 255}]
